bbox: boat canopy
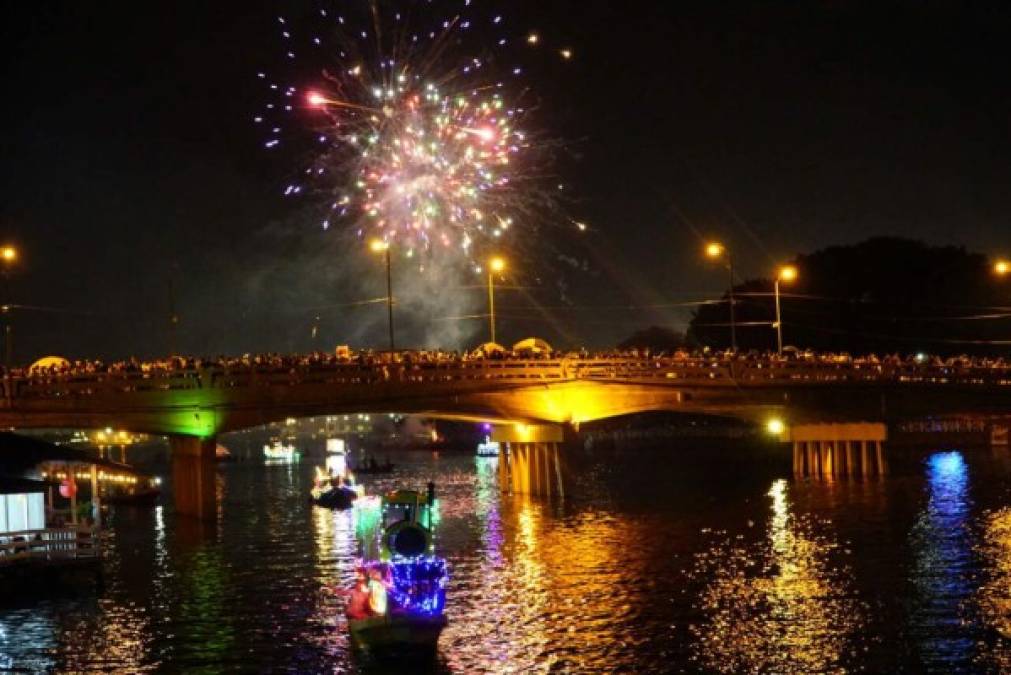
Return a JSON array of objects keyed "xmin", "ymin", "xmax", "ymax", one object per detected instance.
[
  {"xmin": 0, "ymin": 476, "xmax": 49, "ymax": 496},
  {"xmin": 0, "ymin": 432, "xmax": 137, "ymax": 476},
  {"xmin": 383, "ymin": 489, "xmax": 433, "ymax": 507}
]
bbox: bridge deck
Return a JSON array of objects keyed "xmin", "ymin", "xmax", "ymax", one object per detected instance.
[
  {"xmin": 7, "ymin": 357, "xmax": 1011, "ymax": 398},
  {"xmin": 3, "ymin": 357, "xmax": 1011, "ymax": 434}
]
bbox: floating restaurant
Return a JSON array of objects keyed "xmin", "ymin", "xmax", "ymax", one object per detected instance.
[{"xmin": 0, "ymin": 432, "xmax": 143, "ymax": 581}]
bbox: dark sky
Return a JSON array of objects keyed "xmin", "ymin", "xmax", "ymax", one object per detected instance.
[{"xmin": 2, "ymin": 1, "xmax": 1009, "ymax": 361}]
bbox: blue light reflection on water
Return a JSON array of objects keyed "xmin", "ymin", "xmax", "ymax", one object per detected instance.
[
  {"xmin": 909, "ymin": 450, "xmax": 974, "ymax": 668},
  {"xmin": 6, "ymin": 442, "xmax": 1011, "ymax": 671}
]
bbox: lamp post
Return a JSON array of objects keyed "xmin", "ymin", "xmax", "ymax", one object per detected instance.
[
  {"xmin": 774, "ymin": 264, "xmax": 798, "ymax": 355},
  {"xmin": 487, "ymin": 257, "xmax": 505, "ymax": 344},
  {"xmin": 704, "ymin": 242, "xmax": 737, "ymax": 351},
  {"xmin": 370, "ymin": 240, "xmax": 395, "ymax": 352},
  {"xmin": 1, "ymin": 245, "xmax": 18, "ymax": 369}
]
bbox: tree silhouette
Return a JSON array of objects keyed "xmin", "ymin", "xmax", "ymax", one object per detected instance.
[{"xmin": 687, "ymin": 237, "xmax": 1010, "ymax": 355}]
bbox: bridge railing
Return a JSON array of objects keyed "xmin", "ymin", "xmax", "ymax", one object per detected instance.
[
  {"xmin": 1, "ymin": 360, "xmax": 576, "ymax": 402},
  {"xmin": 4, "ymin": 357, "xmax": 1011, "ymax": 404}
]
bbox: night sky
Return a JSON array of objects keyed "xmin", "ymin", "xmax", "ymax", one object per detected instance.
[{"xmin": 2, "ymin": 1, "xmax": 1009, "ymax": 361}]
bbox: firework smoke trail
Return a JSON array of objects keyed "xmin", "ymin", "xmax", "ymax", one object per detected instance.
[{"xmin": 257, "ymin": 0, "xmax": 574, "ymax": 278}]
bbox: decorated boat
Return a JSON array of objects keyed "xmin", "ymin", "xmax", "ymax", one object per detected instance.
[
  {"xmin": 310, "ymin": 439, "xmax": 362, "ymax": 510},
  {"xmin": 347, "ymin": 484, "xmax": 448, "ymax": 653},
  {"xmin": 215, "ymin": 444, "xmax": 236, "ymax": 463},
  {"xmin": 351, "ymin": 457, "xmax": 395, "ymax": 474},
  {"xmin": 263, "ymin": 438, "xmax": 299, "ymax": 462},
  {"xmin": 476, "ymin": 437, "xmax": 501, "ymax": 457},
  {"xmin": 102, "ymin": 476, "xmax": 162, "ymax": 506}
]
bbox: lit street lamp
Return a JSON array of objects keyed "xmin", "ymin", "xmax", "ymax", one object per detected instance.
[
  {"xmin": 995, "ymin": 259, "xmax": 1010, "ymax": 277},
  {"xmin": 487, "ymin": 257, "xmax": 506, "ymax": 344},
  {"xmin": 369, "ymin": 240, "xmax": 395, "ymax": 352},
  {"xmin": 1, "ymin": 245, "xmax": 18, "ymax": 369},
  {"xmin": 704, "ymin": 242, "xmax": 737, "ymax": 351},
  {"xmin": 774, "ymin": 264, "xmax": 798, "ymax": 355}
]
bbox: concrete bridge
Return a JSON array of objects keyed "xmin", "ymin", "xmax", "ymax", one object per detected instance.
[{"xmin": 4, "ymin": 355, "xmax": 1011, "ymax": 518}]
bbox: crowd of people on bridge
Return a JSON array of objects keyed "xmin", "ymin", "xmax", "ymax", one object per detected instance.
[{"xmin": 8, "ymin": 343, "xmax": 1011, "ymax": 386}]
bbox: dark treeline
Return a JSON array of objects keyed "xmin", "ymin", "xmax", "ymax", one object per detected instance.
[{"xmin": 684, "ymin": 238, "xmax": 1010, "ymax": 356}]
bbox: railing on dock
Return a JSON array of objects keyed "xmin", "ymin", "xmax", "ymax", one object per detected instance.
[{"xmin": 0, "ymin": 527, "xmax": 101, "ymax": 565}]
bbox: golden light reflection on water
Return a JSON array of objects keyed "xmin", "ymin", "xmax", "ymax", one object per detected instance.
[
  {"xmin": 975, "ymin": 506, "xmax": 1011, "ymax": 669},
  {"xmin": 444, "ymin": 483, "xmax": 641, "ymax": 673},
  {"xmin": 49, "ymin": 598, "xmax": 155, "ymax": 672},
  {"xmin": 306, "ymin": 492, "xmax": 360, "ymax": 658},
  {"xmin": 689, "ymin": 479, "xmax": 865, "ymax": 674}
]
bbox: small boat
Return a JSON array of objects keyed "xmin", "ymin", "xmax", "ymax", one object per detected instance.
[
  {"xmin": 349, "ymin": 613, "xmax": 448, "ymax": 652},
  {"xmin": 310, "ymin": 439, "xmax": 363, "ymax": 510},
  {"xmin": 351, "ymin": 459, "xmax": 395, "ymax": 474},
  {"xmin": 103, "ymin": 477, "xmax": 162, "ymax": 506},
  {"xmin": 215, "ymin": 444, "xmax": 237, "ymax": 463},
  {"xmin": 103, "ymin": 487, "xmax": 160, "ymax": 506},
  {"xmin": 476, "ymin": 438, "xmax": 501, "ymax": 457},
  {"xmin": 313, "ymin": 484, "xmax": 359, "ymax": 509},
  {"xmin": 347, "ymin": 484, "xmax": 448, "ymax": 653},
  {"xmin": 263, "ymin": 438, "xmax": 299, "ymax": 462}
]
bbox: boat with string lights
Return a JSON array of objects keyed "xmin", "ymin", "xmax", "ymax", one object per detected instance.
[
  {"xmin": 101, "ymin": 475, "xmax": 162, "ymax": 506},
  {"xmin": 346, "ymin": 483, "xmax": 448, "ymax": 653},
  {"xmin": 310, "ymin": 439, "xmax": 361, "ymax": 509},
  {"xmin": 262, "ymin": 437, "xmax": 299, "ymax": 462},
  {"xmin": 476, "ymin": 437, "xmax": 501, "ymax": 457}
]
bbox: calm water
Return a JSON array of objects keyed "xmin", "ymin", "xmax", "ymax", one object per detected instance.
[{"xmin": 3, "ymin": 438, "xmax": 1011, "ymax": 673}]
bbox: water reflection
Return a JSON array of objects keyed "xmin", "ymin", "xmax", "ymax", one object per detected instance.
[
  {"xmin": 908, "ymin": 451, "xmax": 974, "ymax": 668},
  {"xmin": 690, "ymin": 478, "xmax": 865, "ymax": 673},
  {"xmin": 443, "ymin": 492, "xmax": 640, "ymax": 672},
  {"xmin": 172, "ymin": 547, "xmax": 237, "ymax": 667},
  {"xmin": 307, "ymin": 503, "xmax": 357, "ymax": 660},
  {"xmin": 9, "ymin": 445, "xmax": 1011, "ymax": 671},
  {"xmin": 474, "ymin": 457, "xmax": 504, "ymax": 570},
  {"xmin": 975, "ymin": 506, "xmax": 1011, "ymax": 669}
]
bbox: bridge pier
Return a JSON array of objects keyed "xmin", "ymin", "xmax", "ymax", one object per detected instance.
[
  {"xmin": 990, "ymin": 423, "xmax": 1009, "ymax": 447},
  {"xmin": 788, "ymin": 423, "xmax": 888, "ymax": 478},
  {"xmin": 491, "ymin": 424, "xmax": 566, "ymax": 497},
  {"xmin": 170, "ymin": 436, "xmax": 217, "ymax": 520},
  {"xmin": 792, "ymin": 439, "xmax": 887, "ymax": 478}
]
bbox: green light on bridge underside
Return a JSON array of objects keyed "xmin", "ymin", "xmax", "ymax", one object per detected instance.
[{"xmin": 147, "ymin": 389, "xmax": 224, "ymax": 438}]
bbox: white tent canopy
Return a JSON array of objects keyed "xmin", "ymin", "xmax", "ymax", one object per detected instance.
[
  {"xmin": 472, "ymin": 342, "xmax": 506, "ymax": 357},
  {"xmin": 512, "ymin": 338, "xmax": 553, "ymax": 354},
  {"xmin": 28, "ymin": 356, "xmax": 70, "ymax": 373}
]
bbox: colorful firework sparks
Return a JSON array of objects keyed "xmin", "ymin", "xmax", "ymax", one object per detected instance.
[{"xmin": 256, "ymin": 1, "xmax": 573, "ymax": 270}]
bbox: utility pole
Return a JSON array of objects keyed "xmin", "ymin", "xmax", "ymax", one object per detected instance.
[{"xmin": 168, "ymin": 276, "xmax": 179, "ymax": 356}]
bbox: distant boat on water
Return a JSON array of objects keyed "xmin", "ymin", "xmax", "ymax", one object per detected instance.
[
  {"xmin": 476, "ymin": 439, "xmax": 500, "ymax": 457},
  {"xmin": 263, "ymin": 438, "xmax": 299, "ymax": 462}
]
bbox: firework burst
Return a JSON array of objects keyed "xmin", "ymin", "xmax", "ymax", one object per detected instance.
[{"xmin": 257, "ymin": 1, "xmax": 572, "ymax": 271}]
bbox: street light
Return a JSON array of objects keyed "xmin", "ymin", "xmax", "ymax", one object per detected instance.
[
  {"xmin": 995, "ymin": 259, "xmax": 1010, "ymax": 277},
  {"xmin": 774, "ymin": 264, "xmax": 798, "ymax": 355},
  {"xmin": 1, "ymin": 245, "xmax": 18, "ymax": 369},
  {"xmin": 704, "ymin": 241, "xmax": 737, "ymax": 351},
  {"xmin": 487, "ymin": 256, "xmax": 506, "ymax": 344},
  {"xmin": 766, "ymin": 418, "xmax": 786, "ymax": 436},
  {"xmin": 369, "ymin": 239, "xmax": 395, "ymax": 352}
]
